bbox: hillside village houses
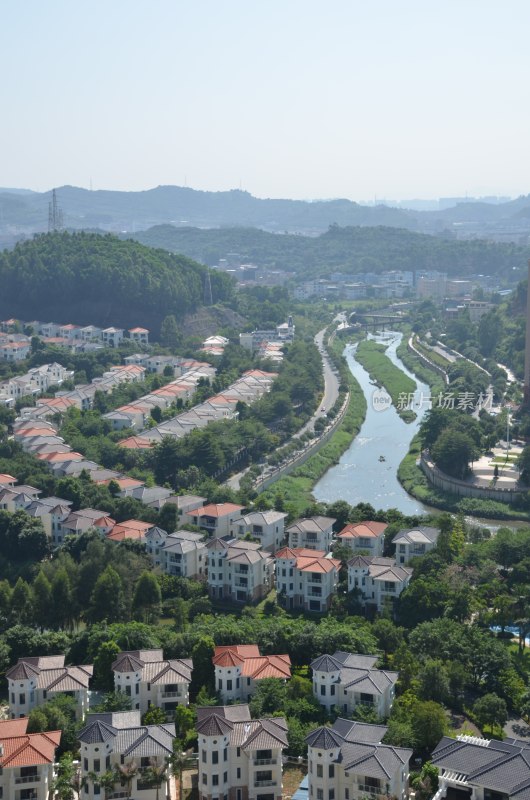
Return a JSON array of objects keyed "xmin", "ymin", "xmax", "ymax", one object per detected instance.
[
  {"xmin": 213, "ymin": 645, "xmax": 291, "ymax": 704},
  {"xmin": 78, "ymin": 710, "xmax": 175, "ymax": 800},
  {"xmin": 0, "ymin": 717, "xmax": 61, "ymax": 800},
  {"xmin": 287, "ymin": 516, "xmax": 336, "ymax": 552},
  {"xmin": 112, "ymin": 649, "xmax": 193, "ymax": 715},
  {"xmin": 347, "ymin": 556, "xmax": 413, "ymax": 612},
  {"xmin": 230, "ymin": 509, "xmax": 287, "ymax": 553},
  {"xmin": 6, "ymin": 655, "xmax": 93, "ymax": 720},
  {"xmin": 310, "ymin": 652, "xmax": 398, "ymax": 718},
  {"xmin": 275, "ymin": 548, "xmax": 341, "ymax": 613},
  {"xmin": 392, "ymin": 526, "xmax": 441, "ymax": 564},
  {"xmin": 306, "ymin": 719, "xmax": 412, "ymax": 800},
  {"xmin": 336, "ymin": 521, "xmax": 388, "ymax": 557},
  {"xmin": 197, "ymin": 704, "xmax": 288, "ymax": 800},
  {"xmin": 206, "ymin": 537, "xmax": 274, "ymax": 603}
]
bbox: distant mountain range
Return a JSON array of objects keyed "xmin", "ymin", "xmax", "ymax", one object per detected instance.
[{"xmin": 2, "ymin": 185, "xmax": 530, "ymax": 245}]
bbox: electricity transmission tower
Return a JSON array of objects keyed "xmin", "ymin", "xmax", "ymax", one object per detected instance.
[{"xmin": 48, "ymin": 189, "xmax": 64, "ymax": 232}]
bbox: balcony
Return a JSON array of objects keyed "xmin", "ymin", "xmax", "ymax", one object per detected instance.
[
  {"xmin": 357, "ymin": 784, "xmax": 384, "ymax": 797},
  {"xmin": 161, "ymin": 690, "xmax": 182, "ymax": 698},
  {"xmin": 307, "ymin": 590, "xmax": 323, "ymax": 597},
  {"xmin": 253, "ymin": 758, "xmax": 277, "ymax": 766},
  {"xmin": 15, "ymin": 774, "xmax": 39, "ymax": 784},
  {"xmin": 254, "ymin": 780, "xmax": 277, "ymax": 787}
]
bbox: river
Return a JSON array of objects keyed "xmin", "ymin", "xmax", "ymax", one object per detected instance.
[{"xmin": 313, "ymin": 331, "xmax": 432, "ymax": 515}]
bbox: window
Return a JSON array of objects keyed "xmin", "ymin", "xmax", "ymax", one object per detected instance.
[
  {"xmin": 135, "ymin": 683, "xmax": 139, "ymax": 694},
  {"xmin": 219, "ymin": 679, "xmax": 223, "ymax": 689},
  {"xmin": 237, "ymin": 748, "xmax": 241, "ymax": 757},
  {"xmin": 94, "ymin": 759, "xmax": 100, "ymax": 772},
  {"xmin": 227, "ymin": 680, "xmax": 232, "ymax": 691},
  {"xmin": 345, "ymin": 792, "xmax": 349, "ymax": 800},
  {"xmin": 317, "ymin": 791, "xmax": 323, "ymax": 800},
  {"xmin": 328, "ymin": 765, "xmax": 334, "ymax": 778},
  {"xmin": 320, "ymin": 685, "xmax": 326, "ymax": 696},
  {"xmin": 125, "ymin": 685, "xmax": 131, "ymax": 697},
  {"xmin": 84, "ymin": 759, "xmax": 88, "ymax": 771},
  {"xmin": 202, "ymin": 750, "xmax": 206, "ymax": 763},
  {"xmin": 213, "ymin": 775, "xmax": 219, "ymax": 786},
  {"xmin": 19, "ymin": 693, "xmax": 25, "ymax": 704},
  {"xmin": 237, "ymin": 768, "xmax": 241, "ymax": 779},
  {"xmin": 212, "ymin": 752, "xmax": 219, "ymax": 764},
  {"xmin": 317, "ymin": 765, "xmax": 323, "ymax": 778},
  {"xmin": 224, "ymin": 748, "xmax": 228, "ymax": 762},
  {"xmin": 329, "ymin": 791, "xmax": 335, "ymax": 800},
  {"xmin": 223, "ymin": 772, "xmax": 228, "ymax": 783},
  {"xmin": 202, "ymin": 774, "xmax": 207, "ymax": 785},
  {"xmin": 330, "ymin": 685, "xmax": 335, "ymax": 696}
]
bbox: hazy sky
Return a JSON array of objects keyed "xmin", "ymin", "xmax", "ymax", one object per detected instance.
[{"xmin": 2, "ymin": 0, "xmax": 529, "ymax": 201}]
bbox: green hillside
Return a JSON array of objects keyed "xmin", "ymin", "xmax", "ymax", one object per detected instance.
[
  {"xmin": 0, "ymin": 231, "xmax": 234, "ymax": 333},
  {"xmin": 132, "ymin": 223, "xmax": 530, "ymax": 279}
]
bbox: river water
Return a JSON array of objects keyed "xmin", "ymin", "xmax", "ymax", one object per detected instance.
[{"xmin": 314, "ymin": 332, "xmax": 431, "ymax": 514}]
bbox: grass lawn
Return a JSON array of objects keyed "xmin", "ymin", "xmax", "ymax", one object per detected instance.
[
  {"xmin": 283, "ymin": 764, "xmax": 306, "ymax": 798},
  {"xmin": 505, "ymin": 639, "xmax": 530, "ymax": 671},
  {"xmin": 355, "ymin": 339, "xmax": 417, "ymax": 422}
]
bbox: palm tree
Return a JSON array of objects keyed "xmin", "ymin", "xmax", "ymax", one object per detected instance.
[
  {"xmin": 100, "ymin": 770, "xmax": 117, "ymax": 800},
  {"xmin": 114, "ymin": 759, "xmax": 138, "ymax": 800},
  {"xmin": 171, "ymin": 740, "xmax": 191, "ymax": 800},
  {"xmin": 145, "ymin": 756, "xmax": 170, "ymax": 800}
]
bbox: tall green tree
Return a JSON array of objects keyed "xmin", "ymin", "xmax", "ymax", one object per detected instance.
[
  {"xmin": 88, "ymin": 566, "xmax": 126, "ymax": 624},
  {"xmin": 132, "ymin": 571, "xmax": 162, "ymax": 624},
  {"xmin": 33, "ymin": 570, "xmax": 52, "ymax": 630}
]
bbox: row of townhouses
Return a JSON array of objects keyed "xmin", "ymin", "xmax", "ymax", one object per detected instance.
[{"xmin": 118, "ymin": 368, "xmax": 277, "ymax": 450}]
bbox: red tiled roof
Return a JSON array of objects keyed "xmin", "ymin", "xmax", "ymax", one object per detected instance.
[
  {"xmin": 107, "ymin": 519, "xmax": 152, "ymax": 541},
  {"xmin": 0, "ymin": 474, "xmax": 16, "ymax": 484}
]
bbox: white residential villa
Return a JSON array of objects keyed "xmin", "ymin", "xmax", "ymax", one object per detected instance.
[
  {"xmin": 306, "ymin": 719, "xmax": 412, "ymax": 800},
  {"xmin": 78, "ymin": 710, "xmax": 175, "ymax": 800},
  {"xmin": 213, "ymin": 644, "xmax": 291, "ymax": 704},
  {"xmin": 347, "ymin": 556, "xmax": 413, "ymax": 612},
  {"xmin": 310, "ymin": 652, "xmax": 398, "ymax": 718},
  {"xmin": 392, "ymin": 526, "xmax": 440, "ymax": 564},
  {"xmin": 275, "ymin": 547, "xmax": 341, "ymax": 613},
  {"xmin": 336, "ymin": 521, "xmax": 387, "ymax": 557},
  {"xmin": 286, "ymin": 516, "xmax": 336, "ymax": 552},
  {"xmin": 197, "ymin": 704, "xmax": 288, "ymax": 800},
  {"xmin": 112, "ymin": 649, "xmax": 193, "ymax": 715},
  {"xmin": 6, "ymin": 655, "xmax": 93, "ymax": 720},
  {"xmin": 230, "ymin": 510, "xmax": 287, "ymax": 553},
  {"xmin": 207, "ymin": 538, "xmax": 274, "ymax": 604}
]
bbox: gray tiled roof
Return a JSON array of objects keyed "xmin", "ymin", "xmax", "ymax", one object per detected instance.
[
  {"xmin": 432, "ymin": 735, "xmax": 530, "ymax": 795},
  {"xmin": 78, "ymin": 719, "xmax": 117, "ymax": 744}
]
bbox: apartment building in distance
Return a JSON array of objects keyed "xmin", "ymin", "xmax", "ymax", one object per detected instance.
[
  {"xmin": 112, "ymin": 648, "xmax": 193, "ymax": 715},
  {"xmin": 213, "ymin": 645, "xmax": 291, "ymax": 703},
  {"xmin": 197, "ymin": 704, "xmax": 288, "ymax": 800},
  {"xmin": 310, "ymin": 652, "xmax": 397, "ymax": 718}
]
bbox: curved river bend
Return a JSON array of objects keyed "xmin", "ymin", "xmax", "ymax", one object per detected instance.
[{"xmin": 313, "ymin": 332, "xmax": 432, "ymax": 515}]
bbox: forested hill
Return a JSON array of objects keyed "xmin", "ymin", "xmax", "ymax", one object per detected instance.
[
  {"xmin": 0, "ymin": 232, "xmax": 234, "ymax": 333},
  {"xmin": 131, "ymin": 224, "xmax": 530, "ymax": 279}
]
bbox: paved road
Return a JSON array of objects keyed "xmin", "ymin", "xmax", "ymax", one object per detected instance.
[
  {"xmin": 295, "ymin": 327, "xmax": 340, "ymax": 438},
  {"xmin": 225, "ymin": 325, "xmax": 341, "ymax": 490}
]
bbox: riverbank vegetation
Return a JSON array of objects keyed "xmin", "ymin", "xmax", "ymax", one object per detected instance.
[
  {"xmin": 355, "ymin": 338, "xmax": 417, "ymax": 422},
  {"xmin": 257, "ymin": 359, "xmax": 367, "ymax": 518}
]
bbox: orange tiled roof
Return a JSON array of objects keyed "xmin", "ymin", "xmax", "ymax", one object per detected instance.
[
  {"xmin": 118, "ymin": 436, "xmax": 153, "ymax": 449},
  {"xmin": 188, "ymin": 502, "xmax": 244, "ymax": 518},
  {"xmin": 337, "ymin": 521, "xmax": 388, "ymax": 539},
  {"xmin": 213, "ymin": 646, "xmax": 291, "ymax": 680},
  {"xmin": 107, "ymin": 519, "xmax": 152, "ymax": 541},
  {"xmin": 0, "ymin": 717, "xmax": 61, "ymax": 767},
  {"xmin": 276, "ymin": 547, "xmax": 340, "ymax": 574}
]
